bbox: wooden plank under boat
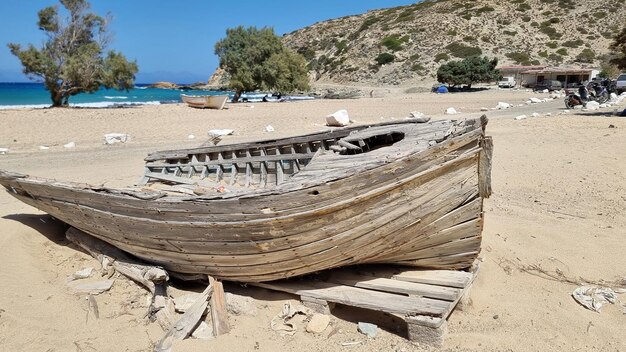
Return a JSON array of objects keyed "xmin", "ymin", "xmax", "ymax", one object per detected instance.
[
  {"xmin": 0, "ymin": 117, "xmax": 492, "ymax": 282},
  {"xmin": 181, "ymin": 94, "xmax": 229, "ymax": 109}
]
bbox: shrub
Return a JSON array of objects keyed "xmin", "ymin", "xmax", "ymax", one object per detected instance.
[
  {"xmin": 437, "ymin": 56, "xmax": 499, "ymax": 88},
  {"xmin": 576, "ymin": 48, "xmax": 595, "ymax": 63},
  {"xmin": 562, "ymin": 39, "xmax": 583, "ymax": 48},
  {"xmin": 538, "ymin": 50, "xmax": 549, "ymax": 58},
  {"xmin": 517, "ymin": 3, "xmax": 532, "ymax": 11},
  {"xmin": 506, "ymin": 51, "xmax": 532, "ymax": 65},
  {"xmin": 445, "ymin": 42, "xmax": 482, "ymax": 58},
  {"xmin": 375, "ymin": 52, "xmax": 395, "ymax": 65},
  {"xmin": 546, "ymin": 41, "xmax": 558, "ymax": 49},
  {"xmin": 334, "ymin": 40, "xmax": 348, "ymax": 55},
  {"xmin": 503, "ymin": 30, "xmax": 517, "ymax": 36},
  {"xmin": 435, "ymin": 52, "xmax": 450, "ymax": 62},
  {"xmin": 556, "ymin": 48, "xmax": 568, "ymax": 56},
  {"xmin": 381, "ymin": 35, "xmax": 409, "ymax": 52}
]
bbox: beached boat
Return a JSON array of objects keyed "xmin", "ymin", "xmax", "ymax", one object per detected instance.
[
  {"xmin": 0, "ymin": 117, "xmax": 492, "ymax": 282},
  {"xmin": 181, "ymin": 94, "xmax": 229, "ymax": 109}
]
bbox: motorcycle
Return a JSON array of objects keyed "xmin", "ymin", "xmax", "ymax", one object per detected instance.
[
  {"xmin": 587, "ymin": 81, "xmax": 609, "ymax": 104},
  {"xmin": 564, "ymin": 85, "xmax": 589, "ymax": 108},
  {"xmin": 564, "ymin": 81, "xmax": 609, "ymax": 108}
]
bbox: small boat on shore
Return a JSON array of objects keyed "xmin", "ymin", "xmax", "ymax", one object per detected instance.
[
  {"xmin": 181, "ymin": 94, "xmax": 229, "ymax": 109},
  {"xmin": 0, "ymin": 117, "xmax": 492, "ymax": 282}
]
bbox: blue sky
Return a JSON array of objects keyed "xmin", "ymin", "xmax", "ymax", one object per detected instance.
[{"xmin": 0, "ymin": 1, "xmax": 417, "ymax": 83}]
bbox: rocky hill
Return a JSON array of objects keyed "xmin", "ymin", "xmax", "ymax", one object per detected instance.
[{"xmin": 282, "ymin": 0, "xmax": 626, "ymax": 87}]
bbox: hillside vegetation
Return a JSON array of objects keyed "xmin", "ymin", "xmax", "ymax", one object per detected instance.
[{"xmin": 282, "ymin": 0, "xmax": 626, "ymax": 87}]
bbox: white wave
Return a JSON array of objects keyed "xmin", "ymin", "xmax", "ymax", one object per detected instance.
[
  {"xmin": 0, "ymin": 104, "xmax": 49, "ymax": 110},
  {"xmin": 104, "ymin": 96, "xmax": 129, "ymax": 99},
  {"xmin": 134, "ymin": 86, "xmax": 148, "ymax": 89},
  {"xmin": 70, "ymin": 101, "xmax": 162, "ymax": 108}
]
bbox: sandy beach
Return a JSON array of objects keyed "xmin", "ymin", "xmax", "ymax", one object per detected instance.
[{"xmin": 1, "ymin": 89, "xmax": 625, "ymax": 352}]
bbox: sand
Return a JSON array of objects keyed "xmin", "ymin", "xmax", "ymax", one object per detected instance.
[{"xmin": 1, "ymin": 89, "xmax": 625, "ymax": 352}]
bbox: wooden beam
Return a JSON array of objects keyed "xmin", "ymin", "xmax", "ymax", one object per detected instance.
[{"xmin": 208, "ymin": 276, "xmax": 231, "ymax": 336}]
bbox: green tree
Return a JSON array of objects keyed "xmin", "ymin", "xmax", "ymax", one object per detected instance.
[
  {"xmin": 436, "ymin": 56, "xmax": 499, "ymax": 88},
  {"xmin": 8, "ymin": 0, "xmax": 138, "ymax": 107},
  {"xmin": 610, "ymin": 26, "xmax": 626, "ymax": 70},
  {"xmin": 214, "ymin": 26, "xmax": 310, "ymax": 102}
]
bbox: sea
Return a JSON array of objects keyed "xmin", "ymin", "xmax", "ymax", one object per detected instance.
[{"xmin": 0, "ymin": 82, "xmax": 230, "ymax": 109}]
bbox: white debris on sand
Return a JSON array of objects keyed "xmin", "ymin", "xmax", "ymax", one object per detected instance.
[
  {"xmin": 326, "ymin": 109, "xmax": 350, "ymax": 127},
  {"xmin": 531, "ymin": 112, "xmax": 541, "ymax": 118},
  {"xmin": 357, "ymin": 322, "xmax": 378, "ymax": 338},
  {"xmin": 572, "ymin": 286, "xmax": 618, "ymax": 312},
  {"xmin": 103, "ymin": 133, "xmax": 131, "ymax": 145},
  {"xmin": 39, "ymin": 145, "xmax": 50, "ymax": 150},
  {"xmin": 208, "ymin": 129, "xmax": 234, "ymax": 137},
  {"xmin": 514, "ymin": 115, "xmax": 528, "ymax": 120},
  {"xmin": 187, "ymin": 134, "xmax": 195, "ymax": 139},
  {"xmin": 584, "ymin": 101, "xmax": 600, "ymax": 111},
  {"xmin": 445, "ymin": 107, "xmax": 458, "ymax": 115},
  {"xmin": 408, "ymin": 111, "xmax": 431, "ymax": 122},
  {"xmin": 529, "ymin": 97, "xmax": 542, "ymax": 104},
  {"xmin": 265, "ymin": 125, "xmax": 275, "ymax": 132},
  {"xmin": 0, "ymin": 148, "xmax": 9, "ymax": 155},
  {"xmin": 496, "ymin": 102, "xmax": 512, "ymax": 110},
  {"xmin": 63, "ymin": 141, "xmax": 76, "ymax": 148},
  {"xmin": 481, "ymin": 107, "xmax": 489, "ymax": 111}
]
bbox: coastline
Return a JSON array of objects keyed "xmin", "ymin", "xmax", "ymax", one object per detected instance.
[{"xmin": 1, "ymin": 90, "xmax": 625, "ymax": 351}]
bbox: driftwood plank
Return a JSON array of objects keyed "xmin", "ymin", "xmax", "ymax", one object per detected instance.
[
  {"xmin": 155, "ymin": 283, "xmax": 213, "ymax": 352},
  {"xmin": 479, "ymin": 136, "xmax": 493, "ymax": 198},
  {"xmin": 327, "ymin": 271, "xmax": 460, "ymax": 301},
  {"xmin": 392, "ymin": 270, "xmax": 472, "ymax": 289},
  {"xmin": 208, "ymin": 276, "xmax": 230, "ymax": 336},
  {"xmin": 66, "ymin": 227, "xmax": 168, "ymax": 294},
  {"xmin": 253, "ymin": 281, "xmax": 448, "ymax": 316}
]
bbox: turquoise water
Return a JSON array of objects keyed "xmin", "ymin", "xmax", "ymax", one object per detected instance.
[{"xmin": 0, "ymin": 82, "xmax": 229, "ymax": 109}]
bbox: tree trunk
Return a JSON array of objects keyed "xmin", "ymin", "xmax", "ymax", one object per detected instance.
[{"xmin": 48, "ymin": 84, "xmax": 67, "ymax": 108}]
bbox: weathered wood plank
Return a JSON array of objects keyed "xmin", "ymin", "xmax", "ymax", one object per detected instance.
[
  {"xmin": 253, "ymin": 281, "xmax": 448, "ymax": 316},
  {"xmin": 208, "ymin": 276, "xmax": 230, "ymax": 336},
  {"xmin": 479, "ymin": 136, "xmax": 493, "ymax": 198},
  {"xmin": 392, "ymin": 270, "xmax": 472, "ymax": 289},
  {"xmin": 327, "ymin": 271, "xmax": 460, "ymax": 301}
]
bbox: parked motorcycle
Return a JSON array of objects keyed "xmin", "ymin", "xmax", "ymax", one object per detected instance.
[
  {"xmin": 587, "ymin": 81, "xmax": 609, "ymax": 104},
  {"xmin": 564, "ymin": 81, "xmax": 609, "ymax": 108},
  {"xmin": 564, "ymin": 84, "xmax": 589, "ymax": 108}
]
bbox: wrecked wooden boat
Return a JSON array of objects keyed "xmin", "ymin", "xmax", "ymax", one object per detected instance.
[{"xmin": 0, "ymin": 117, "xmax": 492, "ymax": 282}]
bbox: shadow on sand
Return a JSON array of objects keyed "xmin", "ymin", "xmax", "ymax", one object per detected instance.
[{"xmin": 3, "ymin": 213, "xmax": 70, "ymax": 246}]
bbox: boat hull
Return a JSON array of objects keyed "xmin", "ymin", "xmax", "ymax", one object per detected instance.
[
  {"xmin": 181, "ymin": 94, "xmax": 228, "ymax": 109},
  {"xmin": 0, "ymin": 119, "xmax": 491, "ymax": 282}
]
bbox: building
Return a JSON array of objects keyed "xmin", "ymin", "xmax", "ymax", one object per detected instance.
[
  {"xmin": 497, "ymin": 65, "xmax": 547, "ymax": 84},
  {"xmin": 519, "ymin": 67, "xmax": 600, "ymax": 88}
]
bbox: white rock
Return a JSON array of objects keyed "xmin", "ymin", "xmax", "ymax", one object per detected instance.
[
  {"xmin": 63, "ymin": 141, "xmax": 76, "ymax": 148},
  {"xmin": 103, "ymin": 133, "xmax": 130, "ymax": 145},
  {"xmin": 0, "ymin": 148, "xmax": 7, "ymax": 155},
  {"xmin": 73, "ymin": 267, "xmax": 94, "ymax": 280},
  {"xmin": 599, "ymin": 103, "xmax": 608, "ymax": 108},
  {"xmin": 174, "ymin": 293, "xmax": 200, "ymax": 313},
  {"xmin": 531, "ymin": 113, "xmax": 541, "ymax": 118},
  {"xmin": 407, "ymin": 111, "xmax": 430, "ymax": 122},
  {"xmin": 542, "ymin": 89, "xmax": 549, "ymax": 93},
  {"xmin": 518, "ymin": 104, "xmax": 525, "ymax": 107},
  {"xmin": 480, "ymin": 107, "xmax": 489, "ymax": 111},
  {"xmin": 409, "ymin": 111, "xmax": 425, "ymax": 119},
  {"xmin": 496, "ymin": 102, "xmax": 511, "ymax": 109},
  {"xmin": 208, "ymin": 129, "xmax": 234, "ymax": 137},
  {"xmin": 187, "ymin": 134, "xmax": 195, "ymax": 139},
  {"xmin": 225, "ymin": 292, "xmax": 258, "ymax": 316},
  {"xmin": 265, "ymin": 125, "xmax": 275, "ymax": 132},
  {"xmin": 357, "ymin": 322, "xmax": 378, "ymax": 338},
  {"xmin": 609, "ymin": 93, "xmax": 618, "ymax": 102},
  {"xmin": 529, "ymin": 97, "xmax": 542, "ymax": 103},
  {"xmin": 306, "ymin": 314, "xmax": 330, "ymax": 334},
  {"xmin": 563, "ymin": 110, "xmax": 570, "ymax": 114},
  {"xmin": 39, "ymin": 145, "xmax": 50, "ymax": 150},
  {"xmin": 326, "ymin": 109, "xmax": 350, "ymax": 127},
  {"xmin": 71, "ymin": 279, "xmax": 114, "ymax": 294},
  {"xmin": 514, "ymin": 115, "xmax": 528, "ymax": 120},
  {"xmin": 546, "ymin": 113, "xmax": 552, "ymax": 116},
  {"xmin": 191, "ymin": 321, "xmax": 214, "ymax": 340},
  {"xmin": 573, "ymin": 105, "xmax": 583, "ymax": 110},
  {"xmin": 445, "ymin": 107, "xmax": 458, "ymax": 115},
  {"xmin": 525, "ymin": 100, "xmax": 533, "ymax": 105},
  {"xmin": 585, "ymin": 101, "xmax": 600, "ymax": 110}
]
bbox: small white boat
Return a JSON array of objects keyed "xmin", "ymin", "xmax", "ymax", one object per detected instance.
[{"xmin": 181, "ymin": 94, "xmax": 229, "ymax": 109}]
